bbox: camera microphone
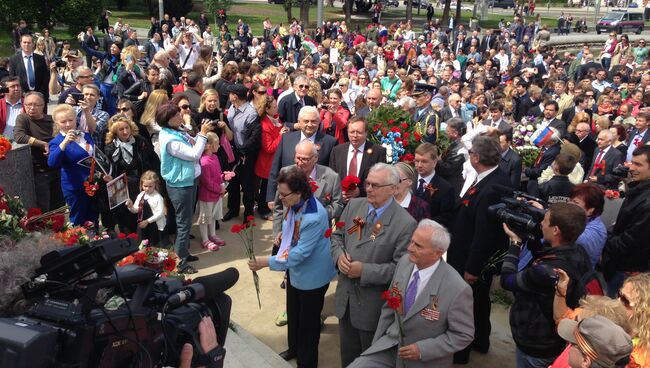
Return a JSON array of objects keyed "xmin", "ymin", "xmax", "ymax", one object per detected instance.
[{"xmin": 167, "ymin": 267, "xmax": 239, "ymax": 306}]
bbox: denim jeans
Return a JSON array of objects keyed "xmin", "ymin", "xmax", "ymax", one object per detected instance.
[
  {"xmin": 166, "ymin": 180, "xmax": 197, "ymax": 261},
  {"xmin": 606, "ymin": 271, "xmax": 628, "ymax": 298},
  {"xmin": 516, "ymin": 348, "xmax": 556, "ymax": 368}
]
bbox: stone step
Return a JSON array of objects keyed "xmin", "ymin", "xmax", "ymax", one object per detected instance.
[{"xmin": 224, "ymin": 322, "xmax": 292, "ymax": 368}]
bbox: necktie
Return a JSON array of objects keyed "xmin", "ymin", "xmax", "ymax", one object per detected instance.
[
  {"xmin": 404, "ymin": 270, "xmax": 420, "ymax": 314},
  {"xmin": 348, "ymin": 148, "xmax": 359, "ymax": 176},
  {"xmin": 417, "ymin": 178, "xmax": 425, "ymax": 196},
  {"xmin": 590, "ymin": 150, "xmax": 605, "ymax": 176},
  {"xmin": 367, "ymin": 209, "xmax": 377, "ymax": 226},
  {"xmin": 26, "ymin": 55, "xmax": 35, "ymax": 89},
  {"xmin": 300, "ymin": 98, "xmax": 305, "ymax": 107}
]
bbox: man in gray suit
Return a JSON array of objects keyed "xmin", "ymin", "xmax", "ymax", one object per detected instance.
[
  {"xmin": 272, "ymin": 140, "xmax": 343, "ymax": 235},
  {"xmin": 332, "ymin": 163, "xmax": 418, "ymax": 367},
  {"xmin": 348, "ymin": 219, "xmax": 474, "ymax": 368}
]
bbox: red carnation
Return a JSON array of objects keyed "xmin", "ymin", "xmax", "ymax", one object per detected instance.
[
  {"xmin": 0, "ymin": 201, "xmax": 8, "ymax": 214},
  {"xmin": 324, "ymin": 228, "xmax": 333, "ymax": 238},
  {"xmin": 402, "ymin": 140, "xmax": 408, "ymax": 147},
  {"xmin": 163, "ymin": 258, "xmax": 177, "ymax": 272},
  {"xmin": 388, "ymin": 119, "xmax": 395, "ymax": 125},
  {"xmin": 230, "ymin": 224, "xmax": 244, "ymax": 233},
  {"xmin": 400, "ymin": 122, "xmax": 409, "ymax": 129},
  {"xmin": 133, "ymin": 252, "xmax": 147, "ymax": 266},
  {"xmin": 66, "ymin": 234, "xmax": 79, "ymax": 246},
  {"xmin": 381, "ymin": 290, "xmax": 390, "ymax": 301},
  {"xmin": 27, "ymin": 208, "xmax": 42, "ymax": 218},
  {"xmin": 310, "ymin": 180, "xmax": 319, "ymax": 193},
  {"xmin": 127, "ymin": 233, "xmax": 139, "ymax": 239},
  {"xmin": 390, "ymin": 127, "xmax": 400, "ymax": 133},
  {"xmin": 402, "ymin": 132, "xmax": 410, "ymax": 139},
  {"xmin": 341, "ymin": 175, "xmax": 361, "ymax": 192},
  {"xmin": 462, "ymin": 199, "xmax": 470, "ymax": 207},
  {"xmin": 246, "ymin": 215, "xmax": 255, "ymax": 223},
  {"xmin": 118, "ymin": 233, "xmax": 127, "ymax": 239},
  {"xmin": 414, "ymin": 132, "xmax": 422, "ymax": 141},
  {"xmin": 335, "ymin": 221, "xmax": 346, "ymax": 228},
  {"xmin": 387, "ymin": 296, "xmax": 401, "ymax": 310},
  {"xmin": 401, "ymin": 153, "xmax": 415, "ymax": 163},
  {"xmin": 0, "ymin": 186, "xmax": 4, "ymax": 198},
  {"xmin": 50, "ymin": 214, "xmax": 65, "ymax": 232}
]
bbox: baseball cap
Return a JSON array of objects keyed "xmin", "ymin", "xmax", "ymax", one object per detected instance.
[{"xmin": 558, "ymin": 316, "xmax": 632, "ymax": 368}]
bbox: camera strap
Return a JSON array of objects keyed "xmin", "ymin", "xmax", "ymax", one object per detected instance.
[
  {"xmin": 194, "ymin": 345, "xmax": 226, "ymax": 368},
  {"xmin": 181, "ymin": 45, "xmax": 194, "ymax": 70}
]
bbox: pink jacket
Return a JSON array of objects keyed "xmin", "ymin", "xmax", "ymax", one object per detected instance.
[{"xmin": 198, "ymin": 152, "xmax": 224, "ymax": 202}]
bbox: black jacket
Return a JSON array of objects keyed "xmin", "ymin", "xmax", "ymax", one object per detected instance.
[
  {"xmin": 437, "ymin": 140, "xmax": 465, "ymax": 197},
  {"xmin": 412, "ymin": 174, "xmax": 456, "ymax": 228},
  {"xmin": 499, "ymin": 148, "xmax": 523, "ymax": 189},
  {"xmin": 278, "ymin": 93, "xmax": 316, "ymax": 130},
  {"xmin": 601, "ymin": 180, "xmax": 650, "ymax": 279},
  {"xmin": 539, "ymin": 175, "xmax": 574, "ymax": 204}
]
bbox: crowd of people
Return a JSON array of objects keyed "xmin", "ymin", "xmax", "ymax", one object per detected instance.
[{"xmin": 2, "ymin": 5, "xmax": 650, "ymax": 368}]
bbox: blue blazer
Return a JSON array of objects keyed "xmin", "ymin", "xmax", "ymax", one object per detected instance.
[
  {"xmin": 48, "ymin": 132, "xmax": 94, "ymax": 192},
  {"xmin": 268, "ymin": 196, "xmax": 336, "ymax": 290}
]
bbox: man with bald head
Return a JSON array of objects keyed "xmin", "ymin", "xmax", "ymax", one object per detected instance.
[
  {"xmin": 586, "ymin": 129, "xmax": 624, "ymax": 189},
  {"xmin": 570, "ymin": 122, "xmax": 597, "ymax": 172},
  {"xmin": 356, "ymin": 88, "xmax": 382, "ymax": 119},
  {"xmin": 439, "ymin": 93, "xmax": 461, "ymax": 123}
]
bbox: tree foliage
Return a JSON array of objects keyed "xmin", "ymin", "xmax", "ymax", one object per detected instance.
[
  {"xmin": 203, "ymin": 0, "xmax": 234, "ymax": 15},
  {"xmin": 0, "ymin": 0, "xmax": 106, "ymax": 34}
]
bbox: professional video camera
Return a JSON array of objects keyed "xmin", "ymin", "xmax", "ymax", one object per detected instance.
[
  {"xmin": 488, "ymin": 184, "xmax": 547, "ymax": 242},
  {"xmin": 612, "ymin": 163, "xmax": 630, "ymax": 179},
  {"xmin": 0, "ymin": 238, "xmax": 239, "ymax": 368}
]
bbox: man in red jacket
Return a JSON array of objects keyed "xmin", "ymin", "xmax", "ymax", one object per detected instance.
[{"xmin": 0, "ymin": 76, "xmax": 24, "ymax": 139}]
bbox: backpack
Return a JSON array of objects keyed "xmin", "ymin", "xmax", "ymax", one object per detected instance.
[{"xmin": 550, "ymin": 257, "xmax": 606, "ymax": 309}]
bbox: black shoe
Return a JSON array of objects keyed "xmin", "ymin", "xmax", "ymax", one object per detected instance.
[
  {"xmin": 214, "ymin": 220, "xmax": 220, "ymax": 230},
  {"xmin": 471, "ymin": 342, "xmax": 489, "ymax": 354},
  {"xmin": 185, "ymin": 255, "xmax": 199, "ymax": 262},
  {"xmin": 280, "ymin": 280, "xmax": 286, "ymax": 289},
  {"xmin": 222, "ymin": 212, "xmax": 238, "ymax": 222},
  {"xmin": 178, "ymin": 263, "xmax": 198, "ymax": 274},
  {"xmin": 278, "ymin": 350, "xmax": 296, "ymax": 361}
]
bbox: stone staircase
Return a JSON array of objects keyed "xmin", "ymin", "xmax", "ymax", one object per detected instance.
[{"xmin": 224, "ymin": 322, "xmax": 292, "ymax": 368}]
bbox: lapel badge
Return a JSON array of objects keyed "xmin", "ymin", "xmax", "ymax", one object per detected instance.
[{"xmin": 370, "ymin": 221, "xmax": 382, "ymax": 242}]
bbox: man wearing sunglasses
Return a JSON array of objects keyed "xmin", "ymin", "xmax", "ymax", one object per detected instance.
[{"xmin": 278, "ymin": 74, "xmax": 316, "ymax": 130}]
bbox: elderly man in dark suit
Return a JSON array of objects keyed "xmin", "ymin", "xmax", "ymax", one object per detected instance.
[
  {"xmin": 411, "ymin": 83, "xmax": 440, "ymax": 144},
  {"xmin": 586, "ymin": 130, "xmax": 624, "ymax": 189},
  {"xmin": 266, "ymin": 106, "xmax": 337, "ymax": 206},
  {"xmin": 329, "ymin": 116, "xmax": 386, "ymax": 201},
  {"xmin": 9, "ymin": 34, "xmax": 50, "ymax": 105},
  {"xmin": 498, "ymin": 131, "xmax": 523, "ymax": 189},
  {"xmin": 438, "ymin": 93, "xmax": 462, "ymax": 123},
  {"xmin": 356, "ymin": 88, "xmax": 382, "ymax": 119},
  {"xmin": 332, "ymin": 163, "xmax": 417, "ymax": 368},
  {"xmin": 348, "ymin": 219, "xmax": 474, "ymax": 368},
  {"xmin": 447, "ymin": 135, "xmax": 512, "ymax": 364},
  {"xmin": 278, "ymin": 74, "xmax": 316, "ymax": 129},
  {"xmin": 437, "ymin": 118, "xmax": 467, "ymax": 196},
  {"xmin": 412, "ymin": 143, "xmax": 456, "ymax": 227},
  {"xmin": 569, "ymin": 122, "xmax": 597, "ymax": 171}
]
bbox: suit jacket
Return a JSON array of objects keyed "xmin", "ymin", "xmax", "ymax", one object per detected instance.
[
  {"xmin": 84, "ymin": 33, "xmax": 100, "ymax": 51},
  {"xmin": 561, "ymin": 108, "xmax": 592, "ymax": 128},
  {"xmin": 272, "ymin": 164, "xmax": 343, "ymax": 235},
  {"xmin": 359, "ymin": 256, "xmax": 474, "ymax": 368},
  {"xmin": 525, "ymin": 143, "xmax": 561, "ymax": 181},
  {"xmin": 438, "ymin": 106, "xmax": 460, "ymax": 123},
  {"xmin": 277, "ymin": 93, "xmax": 317, "ymax": 130},
  {"xmin": 356, "ymin": 106, "xmax": 371, "ymax": 119},
  {"xmin": 482, "ymin": 118, "xmax": 512, "ymax": 134},
  {"xmin": 569, "ymin": 134, "xmax": 597, "ymax": 171},
  {"xmin": 104, "ymin": 33, "xmax": 119, "ymax": 50},
  {"xmin": 266, "ymin": 131, "xmax": 337, "ymax": 202},
  {"xmin": 331, "ymin": 198, "xmax": 417, "ymax": 331},
  {"xmin": 626, "ymin": 128, "xmax": 650, "ymax": 146},
  {"xmin": 542, "ymin": 118, "xmax": 567, "ymax": 138},
  {"xmin": 451, "ymin": 40, "xmax": 468, "ymax": 55},
  {"xmin": 448, "ymin": 168, "xmax": 512, "ymax": 276},
  {"xmin": 282, "ymin": 35, "xmax": 302, "ymax": 52},
  {"xmin": 412, "ymin": 106, "xmax": 440, "ymax": 143},
  {"xmin": 499, "ymin": 148, "xmax": 523, "ymax": 189},
  {"xmin": 145, "ymin": 40, "xmax": 163, "ymax": 63},
  {"xmin": 515, "ymin": 95, "xmax": 536, "ymax": 122},
  {"xmin": 412, "ymin": 174, "xmax": 457, "ymax": 227},
  {"xmin": 586, "ymin": 146, "xmax": 624, "ymax": 189},
  {"xmin": 437, "ymin": 140, "xmax": 466, "ymax": 196},
  {"xmin": 480, "ymin": 34, "xmax": 496, "ymax": 53},
  {"xmin": 329, "ymin": 141, "xmax": 386, "ymax": 197},
  {"xmin": 9, "ymin": 52, "xmax": 50, "ymax": 102}
]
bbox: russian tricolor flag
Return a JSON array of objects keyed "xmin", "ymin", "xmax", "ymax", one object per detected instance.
[{"xmin": 532, "ymin": 126, "xmax": 555, "ymax": 147}]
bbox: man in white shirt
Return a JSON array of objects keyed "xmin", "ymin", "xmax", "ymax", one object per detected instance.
[{"xmin": 175, "ymin": 31, "xmax": 201, "ymax": 70}]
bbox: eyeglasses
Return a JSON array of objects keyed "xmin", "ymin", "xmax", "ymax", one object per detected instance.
[
  {"xmin": 364, "ymin": 182, "xmax": 394, "ymax": 189},
  {"xmin": 618, "ymin": 291, "xmax": 635, "ymax": 309},
  {"xmin": 278, "ymin": 191, "xmax": 296, "ymax": 199},
  {"xmin": 180, "ymin": 104, "xmax": 190, "ymax": 110},
  {"xmin": 296, "ymin": 84, "xmax": 309, "ymax": 89},
  {"xmin": 295, "ymin": 155, "xmax": 315, "ymax": 163},
  {"xmin": 117, "ymin": 107, "xmax": 131, "ymax": 113},
  {"xmin": 78, "ymin": 75, "xmax": 93, "ymax": 79}
]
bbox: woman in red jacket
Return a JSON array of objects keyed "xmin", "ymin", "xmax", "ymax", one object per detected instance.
[
  {"xmin": 319, "ymin": 88, "xmax": 350, "ymax": 144},
  {"xmin": 254, "ymin": 95, "xmax": 288, "ymax": 220}
]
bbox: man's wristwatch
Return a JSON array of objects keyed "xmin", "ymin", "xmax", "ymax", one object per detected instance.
[{"xmin": 510, "ymin": 239, "xmax": 523, "ymax": 248}]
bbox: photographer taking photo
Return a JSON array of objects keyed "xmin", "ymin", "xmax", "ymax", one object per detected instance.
[
  {"xmin": 501, "ymin": 202, "xmax": 593, "ymax": 367},
  {"xmin": 601, "ymin": 145, "xmax": 650, "ymax": 296}
]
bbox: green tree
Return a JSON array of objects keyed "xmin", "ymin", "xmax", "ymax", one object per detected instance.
[
  {"xmin": 283, "ymin": 0, "xmax": 295, "ymax": 23},
  {"xmin": 0, "ymin": 0, "xmax": 106, "ymax": 34}
]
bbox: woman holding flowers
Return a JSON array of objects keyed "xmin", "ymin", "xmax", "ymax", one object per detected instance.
[{"xmin": 248, "ymin": 166, "xmax": 336, "ymax": 367}]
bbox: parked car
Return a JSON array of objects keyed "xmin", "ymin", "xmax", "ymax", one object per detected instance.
[
  {"xmin": 450, "ymin": 1, "xmax": 474, "ymax": 11},
  {"xmin": 403, "ymin": 0, "xmax": 429, "ymax": 9},
  {"xmin": 596, "ymin": 11, "xmax": 644, "ymax": 34},
  {"xmin": 383, "ymin": 0, "xmax": 399, "ymax": 6},
  {"xmin": 490, "ymin": 0, "xmax": 515, "ymax": 8}
]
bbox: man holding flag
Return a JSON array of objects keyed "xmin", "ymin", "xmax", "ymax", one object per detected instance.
[{"xmin": 525, "ymin": 126, "xmax": 562, "ymax": 195}]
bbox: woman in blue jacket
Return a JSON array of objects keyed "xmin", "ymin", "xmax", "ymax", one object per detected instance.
[
  {"xmin": 249, "ymin": 166, "xmax": 336, "ymax": 368},
  {"xmin": 48, "ymin": 104, "xmax": 103, "ymax": 226}
]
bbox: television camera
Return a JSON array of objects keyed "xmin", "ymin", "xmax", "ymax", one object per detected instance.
[
  {"xmin": 0, "ymin": 238, "xmax": 238, "ymax": 368},
  {"xmin": 488, "ymin": 184, "xmax": 547, "ymax": 242}
]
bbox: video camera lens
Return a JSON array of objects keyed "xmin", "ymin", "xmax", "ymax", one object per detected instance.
[
  {"xmin": 55, "ymin": 59, "xmax": 67, "ymax": 68},
  {"xmin": 612, "ymin": 164, "xmax": 630, "ymax": 178}
]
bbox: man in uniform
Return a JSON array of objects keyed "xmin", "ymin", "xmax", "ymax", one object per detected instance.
[{"xmin": 411, "ymin": 83, "xmax": 440, "ymax": 144}]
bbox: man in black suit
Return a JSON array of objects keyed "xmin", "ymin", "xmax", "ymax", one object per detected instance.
[
  {"xmin": 266, "ymin": 106, "xmax": 337, "ymax": 205},
  {"xmin": 480, "ymin": 29, "xmax": 496, "ymax": 54},
  {"xmin": 103, "ymin": 26, "xmax": 119, "ymax": 51},
  {"xmin": 438, "ymin": 93, "xmax": 462, "ymax": 123},
  {"xmin": 145, "ymin": 32, "xmax": 163, "ymax": 64},
  {"xmin": 282, "ymin": 28, "xmax": 301, "ymax": 62},
  {"xmin": 352, "ymin": 46, "xmax": 364, "ymax": 70},
  {"xmin": 586, "ymin": 130, "xmax": 625, "ymax": 189},
  {"xmin": 437, "ymin": 118, "xmax": 466, "ymax": 196},
  {"xmin": 498, "ymin": 131, "xmax": 523, "ymax": 189},
  {"xmin": 329, "ymin": 116, "xmax": 386, "ymax": 200},
  {"xmin": 525, "ymin": 130, "xmax": 562, "ymax": 196},
  {"xmin": 451, "ymin": 33, "xmax": 468, "ymax": 55},
  {"xmin": 448, "ymin": 135, "xmax": 512, "ymax": 364},
  {"xmin": 83, "ymin": 27, "xmax": 101, "ymax": 68},
  {"xmin": 538, "ymin": 100, "xmax": 567, "ymax": 137},
  {"xmin": 9, "ymin": 34, "xmax": 50, "ymax": 105},
  {"xmin": 278, "ymin": 74, "xmax": 316, "ymax": 129},
  {"xmin": 569, "ymin": 122, "xmax": 597, "ymax": 172},
  {"xmin": 625, "ymin": 112, "xmax": 650, "ymax": 162},
  {"xmin": 412, "ymin": 143, "xmax": 456, "ymax": 228},
  {"xmin": 514, "ymin": 81, "xmax": 533, "ymax": 122},
  {"xmin": 482, "ymin": 101, "xmax": 513, "ymax": 134},
  {"xmin": 561, "ymin": 95, "xmax": 592, "ymax": 128}
]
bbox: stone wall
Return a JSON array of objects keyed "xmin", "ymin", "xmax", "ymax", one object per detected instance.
[{"xmin": 0, "ymin": 143, "xmax": 36, "ymax": 209}]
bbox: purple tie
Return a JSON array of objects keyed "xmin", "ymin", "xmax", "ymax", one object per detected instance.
[{"xmin": 403, "ymin": 270, "xmax": 420, "ymax": 314}]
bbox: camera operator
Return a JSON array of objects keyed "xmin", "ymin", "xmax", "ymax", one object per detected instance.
[
  {"xmin": 49, "ymin": 50, "xmax": 85, "ymax": 96},
  {"xmin": 501, "ymin": 202, "xmax": 592, "ymax": 367},
  {"xmin": 0, "ymin": 76, "xmax": 24, "ymax": 139},
  {"xmin": 601, "ymin": 145, "xmax": 650, "ymax": 296},
  {"xmin": 57, "ymin": 66, "xmax": 95, "ymax": 105},
  {"xmin": 178, "ymin": 316, "xmax": 224, "ymax": 368}
]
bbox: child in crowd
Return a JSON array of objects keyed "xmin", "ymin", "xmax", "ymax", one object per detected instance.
[
  {"xmin": 125, "ymin": 171, "xmax": 166, "ymax": 246},
  {"xmin": 197, "ymin": 132, "xmax": 226, "ymax": 251},
  {"xmin": 538, "ymin": 153, "xmax": 577, "ymax": 204}
]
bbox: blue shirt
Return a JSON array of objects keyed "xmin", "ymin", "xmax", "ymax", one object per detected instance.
[
  {"xmin": 368, "ymin": 197, "xmax": 393, "ymax": 223},
  {"xmin": 576, "ymin": 216, "xmax": 607, "ymax": 269}
]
